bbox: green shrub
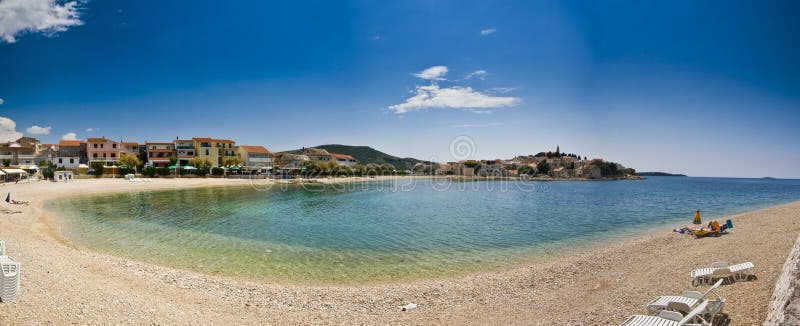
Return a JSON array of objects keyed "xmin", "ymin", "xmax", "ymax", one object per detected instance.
[
  {"xmin": 211, "ymin": 167, "xmax": 224, "ymax": 176},
  {"xmin": 90, "ymin": 162, "xmax": 105, "ymax": 178},
  {"xmin": 155, "ymin": 167, "xmax": 170, "ymax": 176},
  {"xmin": 142, "ymin": 167, "xmax": 156, "ymax": 177}
]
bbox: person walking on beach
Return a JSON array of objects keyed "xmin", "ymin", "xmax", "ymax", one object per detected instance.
[{"xmin": 693, "ymin": 209, "xmax": 702, "ymax": 224}]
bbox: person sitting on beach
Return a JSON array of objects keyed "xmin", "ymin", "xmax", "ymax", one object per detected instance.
[{"xmin": 10, "ymin": 199, "xmax": 29, "ymax": 205}]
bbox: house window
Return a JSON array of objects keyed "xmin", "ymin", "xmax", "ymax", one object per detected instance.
[
  {"xmin": 94, "ymin": 144, "xmax": 98, "ymax": 148},
  {"xmin": 102, "ymin": 153, "xmax": 107, "ymax": 158},
  {"xmin": 112, "ymin": 144, "xmax": 117, "ymax": 149},
  {"xmin": 100, "ymin": 144, "xmax": 104, "ymax": 148},
  {"xmin": 58, "ymin": 158, "xmax": 63, "ymax": 163},
  {"xmin": 70, "ymin": 158, "xmax": 74, "ymax": 164},
  {"xmin": 93, "ymin": 153, "xmax": 98, "ymax": 158},
  {"xmin": 205, "ymin": 149, "xmax": 209, "ymax": 155},
  {"xmin": 111, "ymin": 153, "xmax": 116, "ymax": 158}
]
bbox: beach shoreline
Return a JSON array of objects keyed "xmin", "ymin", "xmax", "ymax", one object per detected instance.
[{"xmin": 0, "ymin": 178, "xmax": 798, "ymax": 324}]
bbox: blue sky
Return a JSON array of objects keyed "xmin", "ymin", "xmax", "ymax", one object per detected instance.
[{"xmin": 1, "ymin": 0, "xmax": 799, "ymax": 178}]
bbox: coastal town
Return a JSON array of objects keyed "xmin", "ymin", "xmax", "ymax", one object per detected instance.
[{"xmin": 0, "ymin": 136, "xmax": 638, "ymax": 181}]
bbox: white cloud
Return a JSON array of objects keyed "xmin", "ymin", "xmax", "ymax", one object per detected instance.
[
  {"xmin": 61, "ymin": 132, "xmax": 77, "ymax": 140},
  {"xmin": 480, "ymin": 28, "xmax": 496, "ymax": 36},
  {"xmin": 0, "ymin": 98, "xmax": 4, "ymax": 105},
  {"xmin": 388, "ymin": 84, "xmax": 520, "ymax": 114},
  {"xmin": 413, "ymin": 66, "xmax": 449, "ymax": 81},
  {"xmin": 0, "ymin": 0, "xmax": 83, "ymax": 43},
  {"xmin": 465, "ymin": 70, "xmax": 487, "ymax": 80},
  {"xmin": 26, "ymin": 125, "xmax": 51, "ymax": 135},
  {"xmin": 0, "ymin": 116, "xmax": 23, "ymax": 142},
  {"xmin": 85, "ymin": 127, "xmax": 94, "ymax": 132}
]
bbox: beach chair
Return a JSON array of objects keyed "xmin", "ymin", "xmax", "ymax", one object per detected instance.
[
  {"xmin": 729, "ymin": 262, "xmax": 755, "ymax": 281},
  {"xmin": 691, "ymin": 262, "xmax": 754, "ymax": 286},
  {"xmin": 620, "ymin": 300, "xmax": 710, "ymax": 326},
  {"xmin": 646, "ymin": 279, "xmax": 723, "ymax": 314},
  {"xmin": 0, "ymin": 255, "xmax": 20, "ymax": 302}
]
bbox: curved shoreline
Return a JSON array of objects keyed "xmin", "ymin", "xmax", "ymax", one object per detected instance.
[{"xmin": 0, "ymin": 178, "xmax": 798, "ymax": 324}]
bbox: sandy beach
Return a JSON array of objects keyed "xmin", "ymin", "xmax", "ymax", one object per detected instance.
[{"xmin": 0, "ymin": 178, "xmax": 798, "ymax": 324}]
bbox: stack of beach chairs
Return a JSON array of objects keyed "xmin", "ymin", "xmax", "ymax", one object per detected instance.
[
  {"xmin": 619, "ymin": 261, "xmax": 755, "ymax": 325},
  {"xmin": 0, "ymin": 240, "xmax": 21, "ymax": 302}
]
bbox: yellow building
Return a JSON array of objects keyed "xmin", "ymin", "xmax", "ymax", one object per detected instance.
[{"xmin": 192, "ymin": 137, "xmax": 238, "ymax": 167}]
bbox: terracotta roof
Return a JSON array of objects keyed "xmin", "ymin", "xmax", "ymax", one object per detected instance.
[
  {"xmin": 59, "ymin": 140, "xmax": 85, "ymax": 146},
  {"xmin": 330, "ymin": 153, "xmax": 355, "ymax": 160},
  {"xmin": 239, "ymin": 145, "xmax": 270, "ymax": 154},
  {"xmin": 193, "ymin": 137, "xmax": 234, "ymax": 143},
  {"xmin": 122, "ymin": 142, "xmax": 139, "ymax": 146},
  {"xmin": 87, "ymin": 137, "xmax": 107, "ymax": 142}
]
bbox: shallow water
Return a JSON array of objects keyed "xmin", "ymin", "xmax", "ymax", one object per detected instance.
[{"xmin": 52, "ymin": 177, "xmax": 800, "ymax": 283}]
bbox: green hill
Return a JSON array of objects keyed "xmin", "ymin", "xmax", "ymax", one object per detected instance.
[{"xmin": 288, "ymin": 144, "xmax": 433, "ymax": 171}]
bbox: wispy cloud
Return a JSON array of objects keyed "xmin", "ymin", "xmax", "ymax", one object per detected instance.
[
  {"xmin": 371, "ymin": 35, "xmax": 381, "ymax": 41},
  {"xmin": 0, "ymin": 0, "xmax": 84, "ymax": 43},
  {"xmin": 0, "ymin": 98, "xmax": 4, "ymax": 105},
  {"xmin": 465, "ymin": 70, "xmax": 487, "ymax": 80},
  {"xmin": 390, "ymin": 66, "xmax": 520, "ymax": 114},
  {"xmin": 0, "ymin": 116, "xmax": 23, "ymax": 142},
  {"xmin": 451, "ymin": 122, "xmax": 505, "ymax": 129},
  {"xmin": 61, "ymin": 132, "xmax": 77, "ymax": 140},
  {"xmin": 389, "ymin": 84, "xmax": 520, "ymax": 114},
  {"xmin": 85, "ymin": 127, "xmax": 96, "ymax": 132},
  {"xmin": 26, "ymin": 125, "xmax": 51, "ymax": 135},
  {"xmin": 412, "ymin": 66, "xmax": 449, "ymax": 81},
  {"xmin": 480, "ymin": 28, "xmax": 496, "ymax": 36},
  {"xmin": 490, "ymin": 87, "xmax": 518, "ymax": 94}
]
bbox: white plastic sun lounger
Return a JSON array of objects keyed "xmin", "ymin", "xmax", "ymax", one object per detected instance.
[
  {"xmin": 691, "ymin": 261, "xmax": 754, "ymax": 285},
  {"xmin": 621, "ymin": 300, "xmax": 710, "ymax": 326},
  {"xmin": 0, "ymin": 255, "xmax": 20, "ymax": 302},
  {"xmin": 646, "ymin": 279, "xmax": 723, "ymax": 314}
]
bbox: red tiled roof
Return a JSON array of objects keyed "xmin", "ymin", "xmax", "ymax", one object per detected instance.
[
  {"xmin": 87, "ymin": 137, "xmax": 107, "ymax": 142},
  {"xmin": 59, "ymin": 140, "xmax": 85, "ymax": 146},
  {"xmin": 239, "ymin": 145, "xmax": 270, "ymax": 154},
  {"xmin": 330, "ymin": 153, "xmax": 355, "ymax": 160}
]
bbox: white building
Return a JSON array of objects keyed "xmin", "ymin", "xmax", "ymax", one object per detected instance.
[{"xmin": 55, "ymin": 156, "xmax": 81, "ymax": 169}]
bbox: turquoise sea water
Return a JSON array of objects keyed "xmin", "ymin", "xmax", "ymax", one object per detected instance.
[{"xmin": 52, "ymin": 177, "xmax": 800, "ymax": 283}]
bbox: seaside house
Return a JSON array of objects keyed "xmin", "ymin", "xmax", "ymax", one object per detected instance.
[
  {"xmin": 302, "ymin": 148, "xmax": 333, "ymax": 163},
  {"xmin": 174, "ymin": 139, "xmax": 196, "ymax": 166},
  {"xmin": 0, "ymin": 137, "xmax": 38, "ymax": 166},
  {"xmin": 577, "ymin": 165, "xmax": 601, "ymax": 179},
  {"xmin": 87, "ymin": 137, "xmax": 138, "ymax": 164},
  {"xmin": 56, "ymin": 140, "xmax": 86, "ymax": 168},
  {"xmin": 145, "ymin": 142, "xmax": 176, "ymax": 168},
  {"xmin": 37, "ymin": 144, "xmax": 59, "ymax": 165},
  {"xmin": 193, "ymin": 137, "xmax": 238, "ymax": 167},
  {"xmin": 238, "ymin": 145, "xmax": 272, "ymax": 168},
  {"xmin": 330, "ymin": 153, "xmax": 357, "ymax": 167}
]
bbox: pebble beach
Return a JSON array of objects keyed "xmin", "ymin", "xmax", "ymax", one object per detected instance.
[{"xmin": 0, "ymin": 178, "xmax": 798, "ymax": 324}]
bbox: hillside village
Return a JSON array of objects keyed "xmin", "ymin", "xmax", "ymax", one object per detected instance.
[{"xmin": 0, "ymin": 136, "xmax": 637, "ymax": 181}]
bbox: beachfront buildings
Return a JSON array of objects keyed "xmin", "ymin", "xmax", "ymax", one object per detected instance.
[
  {"xmin": 56, "ymin": 140, "xmax": 86, "ymax": 168},
  {"xmin": 193, "ymin": 137, "xmax": 238, "ymax": 167},
  {"xmin": 145, "ymin": 142, "xmax": 175, "ymax": 168},
  {"xmin": 238, "ymin": 145, "xmax": 272, "ymax": 168},
  {"xmin": 331, "ymin": 154, "xmax": 357, "ymax": 167},
  {"xmin": 86, "ymin": 137, "xmax": 139, "ymax": 164},
  {"xmin": 0, "ymin": 138, "xmax": 38, "ymax": 166},
  {"xmin": 174, "ymin": 139, "xmax": 195, "ymax": 166}
]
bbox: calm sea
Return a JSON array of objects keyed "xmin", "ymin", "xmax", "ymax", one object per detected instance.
[{"xmin": 52, "ymin": 177, "xmax": 800, "ymax": 283}]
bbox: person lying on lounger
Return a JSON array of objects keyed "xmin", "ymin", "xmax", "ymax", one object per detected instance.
[{"xmin": 9, "ymin": 200, "xmax": 29, "ymax": 205}]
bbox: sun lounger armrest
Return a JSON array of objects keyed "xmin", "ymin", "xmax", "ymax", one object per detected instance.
[
  {"xmin": 658, "ymin": 310, "xmax": 684, "ymax": 321},
  {"xmin": 681, "ymin": 290, "xmax": 703, "ymax": 299}
]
